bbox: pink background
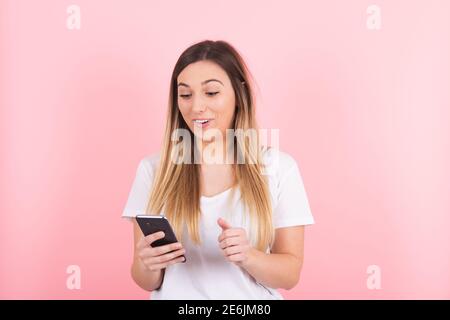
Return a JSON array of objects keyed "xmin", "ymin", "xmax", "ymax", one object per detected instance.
[{"xmin": 1, "ymin": 0, "xmax": 449, "ymax": 299}]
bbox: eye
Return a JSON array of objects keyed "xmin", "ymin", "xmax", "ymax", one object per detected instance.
[
  {"xmin": 179, "ymin": 94, "xmax": 192, "ymax": 99},
  {"xmin": 206, "ymin": 92, "xmax": 219, "ymax": 97}
]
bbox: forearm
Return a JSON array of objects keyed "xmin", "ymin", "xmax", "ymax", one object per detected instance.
[
  {"xmin": 131, "ymin": 258, "xmax": 164, "ymax": 292},
  {"xmin": 241, "ymin": 249, "xmax": 302, "ymax": 290}
]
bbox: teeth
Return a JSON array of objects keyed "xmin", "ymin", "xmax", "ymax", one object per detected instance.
[{"xmin": 194, "ymin": 119, "xmax": 209, "ymax": 123}]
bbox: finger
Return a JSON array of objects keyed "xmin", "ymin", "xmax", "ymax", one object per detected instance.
[
  {"xmin": 219, "ymin": 236, "xmax": 243, "ymax": 249},
  {"xmin": 137, "ymin": 235, "xmax": 149, "ymax": 249},
  {"xmin": 138, "ymin": 242, "xmax": 183, "ymax": 259},
  {"xmin": 153, "ymin": 242, "xmax": 184, "ymax": 256},
  {"xmin": 152, "ymin": 256, "xmax": 186, "ymax": 270},
  {"xmin": 223, "ymin": 245, "xmax": 244, "ymax": 256},
  {"xmin": 145, "ymin": 255, "xmax": 186, "ymax": 271},
  {"xmin": 227, "ymin": 253, "xmax": 246, "ymax": 262},
  {"xmin": 217, "ymin": 217, "xmax": 232, "ymax": 230},
  {"xmin": 137, "ymin": 247, "xmax": 156, "ymax": 260},
  {"xmin": 218, "ymin": 229, "xmax": 243, "ymax": 242},
  {"xmin": 139, "ymin": 232, "xmax": 165, "ymax": 249},
  {"xmin": 145, "ymin": 231, "xmax": 166, "ymax": 245},
  {"xmin": 154, "ymin": 248, "xmax": 186, "ymax": 264},
  {"xmin": 142, "ymin": 247, "xmax": 185, "ymax": 265}
]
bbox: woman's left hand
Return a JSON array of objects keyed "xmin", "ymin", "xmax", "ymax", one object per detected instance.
[{"xmin": 217, "ymin": 217, "xmax": 254, "ymax": 267}]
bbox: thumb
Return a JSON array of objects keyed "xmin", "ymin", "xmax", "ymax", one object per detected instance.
[{"xmin": 217, "ymin": 217, "xmax": 232, "ymax": 230}]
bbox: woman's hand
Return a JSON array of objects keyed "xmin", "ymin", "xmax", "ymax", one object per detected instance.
[
  {"xmin": 217, "ymin": 217, "xmax": 254, "ymax": 267},
  {"xmin": 135, "ymin": 231, "xmax": 186, "ymax": 272}
]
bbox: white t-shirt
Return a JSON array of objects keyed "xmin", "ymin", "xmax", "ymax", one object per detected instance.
[{"xmin": 122, "ymin": 148, "xmax": 315, "ymax": 300}]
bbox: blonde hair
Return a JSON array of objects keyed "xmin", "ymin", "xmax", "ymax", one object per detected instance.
[{"xmin": 145, "ymin": 40, "xmax": 274, "ymax": 251}]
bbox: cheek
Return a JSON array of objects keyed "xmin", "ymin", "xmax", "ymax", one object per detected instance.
[
  {"xmin": 177, "ymin": 100, "xmax": 191, "ymax": 121},
  {"xmin": 177, "ymin": 99, "xmax": 189, "ymax": 112},
  {"xmin": 214, "ymin": 96, "xmax": 235, "ymax": 124}
]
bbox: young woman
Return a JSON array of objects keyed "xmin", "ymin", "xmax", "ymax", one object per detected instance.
[{"xmin": 122, "ymin": 40, "xmax": 314, "ymax": 299}]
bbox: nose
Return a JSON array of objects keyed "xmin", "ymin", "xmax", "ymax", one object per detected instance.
[{"xmin": 192, "ymin": 94, "xmax": 207, "ymax": 113}]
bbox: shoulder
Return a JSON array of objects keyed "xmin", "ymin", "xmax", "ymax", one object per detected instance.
[{"xmin": 136, "ymin": 151, "xmax": 162, "ymax": 178}]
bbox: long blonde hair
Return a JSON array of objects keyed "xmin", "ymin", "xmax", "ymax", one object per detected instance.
[{"xmin": 145, "ymin": 40, "xmax": 274, "ymax": 251}]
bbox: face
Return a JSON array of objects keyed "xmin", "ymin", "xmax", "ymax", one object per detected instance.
[{"xmin": 177, "ymin": 60, "xmax": 236, "ymax": 143}]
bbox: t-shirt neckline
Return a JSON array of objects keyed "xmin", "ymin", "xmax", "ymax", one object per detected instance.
[{"xmin": 200, "ymin": 187, "xmax": 235, "ymax": 202}]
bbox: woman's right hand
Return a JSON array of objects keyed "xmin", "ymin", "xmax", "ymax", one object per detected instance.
[{"xmin": 135, "ymin": 231, "xmax": 186, "ymax": 272}]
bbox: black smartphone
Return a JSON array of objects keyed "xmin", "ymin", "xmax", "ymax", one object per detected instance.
[{"xmin": 135, "ymin": 215, "xmax": 185, "ymax": 259}]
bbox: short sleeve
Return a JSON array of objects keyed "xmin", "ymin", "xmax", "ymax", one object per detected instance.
[
  {"xmin": 272, "ymin": 159, "xmax": 315, "ymax": 228},
  {"xmin": 121, "ymin": 159, "xmax": 154, "ymax": 220}
]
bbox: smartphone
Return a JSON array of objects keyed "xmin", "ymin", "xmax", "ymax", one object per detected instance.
[{"xmin": 136, "ymin": 215, "xmax": 185, "ymax": 260}]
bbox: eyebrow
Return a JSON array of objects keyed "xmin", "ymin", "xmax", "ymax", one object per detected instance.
[{"xmin": 177, "ymin": 79, "xmax": 224, "ymax": 88}]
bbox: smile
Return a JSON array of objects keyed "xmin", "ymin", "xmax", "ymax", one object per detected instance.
[{"xmin": 193, "ymin": 119, "xmax": 213, "ymax": 128}]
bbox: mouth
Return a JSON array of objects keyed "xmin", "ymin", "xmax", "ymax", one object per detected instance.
[{"xmin": 192, "ymin": 119, "xmax": 213, "ymax": 129}]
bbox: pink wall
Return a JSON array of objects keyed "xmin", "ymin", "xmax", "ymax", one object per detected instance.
[{"xmin": 1, "ymin": 0, "xmax": 449, "ymax": 299}]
